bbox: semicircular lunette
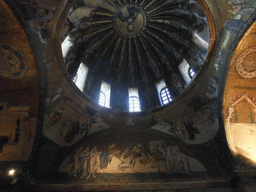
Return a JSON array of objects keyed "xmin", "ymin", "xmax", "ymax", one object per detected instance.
[{"xmin": 63, "ymin": 0, "xmax": 210, "ymax": 110}]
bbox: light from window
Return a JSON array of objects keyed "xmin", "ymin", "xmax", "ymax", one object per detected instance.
[
  {"xmin": 178, "ymin": 59, "xmax": 191, "ymax": 84},
  {"xmin": 129, "ymin": 96, "xmax": 140, "ymax": 112},
  {"xmin": 99, "ymin": 91, "xmax": 106, "ymax": 107},
  {"xmin": 61, "ymin": 35, "xmax": 72, "ymax": 58},
  {"xmin": 189, "ymin": 67, "xmax": 195, "ymax": 78},
  {"xmin": 128, "ymin": 88, "xmax": 141, "ymax": 112},
  {"xmin": 156, "ymin": 80, "xmax": 173, "ymax": 106},
  {"xmin": 73, "ymin": 63, "xmax": 89, "ymax": 91},
  {"xmin": 192, "ymin": 33, "xmax": 209, "ymax": 51},
  {"xmin": 99, "ymin": 81, "xmax": 111, "ymax": 108},
  {"xmin": 72, "ymin": 76, "xmax": 77, "ymax": 83},
  {"xmin": 160, "ymin": 87, "xmax": 172, "ymax": 105}
]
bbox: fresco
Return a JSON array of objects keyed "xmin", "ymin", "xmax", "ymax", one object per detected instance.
[
  {"xmin": 17, "ymin": 0, "xmax": 56, "ymax": 41},
  {"xmin": 0, "ymin": 0, "xmax": 38, "ymax": 162},
  {"xmin": 0, "ymin": 103, "xmax": 36, "ymax": 161},
  {"xmin": 151, "ymin": 91, "xmax": 219, "ymax": 145},
  {"xmin": 43, "ymin": 98, "xmax": 91, "ymax": 147},
  {"xmin": 88, "ymin": 113, "xmax": 110, "ymax": 135},
  {"xmin": 225, "ymin": 93, "xmax": 256, "ymax": 164},
  {"xmin": 151, "ymin": 75, "xmax": 219, "ymax": 145},
  {"xmin": 58, "ymin": 130, "xmax": 206, "ymax": 181},
  {"xmin": 0, "ymin": 0, "xmax": 242, "ymax": 189},
  {"xmin": 223, "ymin": 21, "xmax": 256, "ymax": 166}
]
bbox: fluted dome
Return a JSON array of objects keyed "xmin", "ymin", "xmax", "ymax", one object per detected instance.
[{"xmin": 62, "ymin": 0, "xmax": 211, "ymax": 111}]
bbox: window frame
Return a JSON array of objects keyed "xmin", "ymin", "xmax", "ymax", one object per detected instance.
[
  {"xmin": 129, "ymin": 96, "xmax": 141, "ymax": 112},
  {"xmin": 160, "ymin": 87, "xmax": 172, "ymax": 105}
]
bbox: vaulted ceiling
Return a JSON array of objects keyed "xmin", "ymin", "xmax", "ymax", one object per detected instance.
[{"xmin": 1, "ymin": 0, "xmax": 256, "ymax": 191}]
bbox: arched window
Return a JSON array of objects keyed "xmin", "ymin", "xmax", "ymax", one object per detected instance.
[
  {"xmin": 129, "ymin": 96, "xmax": 140, "ymax": 112},
  {"xmin": 99, "ymin": 81, "xmax": 111, "ymax": 108},
  {"xmin": 99, "ymin": 91, "xmax": 106, "ymax": 107},
  {"xmin": 61, "ymin": 35, "xmax": 73, "ymax": 58},
  {"xmin": 160, "ymin": 87, "xmax": 172, "ymax": 105},
  {"xmin": 128, "ymin": 88, "xmax": 141, "ymax": 112}
]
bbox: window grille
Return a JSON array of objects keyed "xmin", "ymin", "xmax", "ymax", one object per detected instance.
[
  {"xmin": 129, "ymin": 96, "xmax": 140, "ymax": 112},
  {"xmin": 99, "ymin": 91, "xmax": 106, "ymax": 107},
  {"xmin": 160, "ymin": 87, "xmax": 172, "ymax": 105}
]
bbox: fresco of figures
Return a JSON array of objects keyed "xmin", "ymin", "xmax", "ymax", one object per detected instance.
[
  {"xmin": 151, "ymin": 76, "xmax": 219, "ymax": 145},
  {"xmin": 151, "ymin": 112, "xmax": 218, "ymax": 145},
  {"xmin": 58, "ymin": 139, "xmax": 206, "ymax": 179}
]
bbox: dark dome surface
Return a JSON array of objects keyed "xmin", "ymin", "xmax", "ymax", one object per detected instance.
[{"xmin": 63, "ymin": 0, "xmax": 211, "ymax": 112}]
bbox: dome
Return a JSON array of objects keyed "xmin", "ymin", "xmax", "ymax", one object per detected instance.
[{"xmin": 62, "ymin": 0, "xmax": 211, "ymax": 112}]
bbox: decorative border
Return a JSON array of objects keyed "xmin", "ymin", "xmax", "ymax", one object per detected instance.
[{"xmin": 236, "ymin": 47, "xmax": 256, "ymax": 78}]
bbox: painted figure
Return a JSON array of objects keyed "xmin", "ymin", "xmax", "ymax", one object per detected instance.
[
  {"xmin": 168, "ymin": 120, "xmax": 187, "ymax": 140},
  {"xmin": 148, "ymin": 141, "xmax": 166, "ymax": 172},
  {"xmin": 166, "ymin": 146, "xmax": 191, "ymax": 174},
  {"xmin": 69, "ymin": 0, "xmax": 116, "ymax": 25},
  {"xmin": 100, "ymin": 144, "xmax": 116, "ymax": 169},
  {"xmin": 87, "ymin": 146, "xmax": 100, "ymax": 179},
  {"xmin": 183, "ymin": 119, "xmax": 200, "ymax": 140},
  {"xmin": 118, "ymin": 147, "xmax": 136, "ymax": 171},
  {"xmin": 46, "ymin": 110, "xmax": 62, "ymax": 129},
  {"xmin": 71, "ymin": 146, "xmax": 90, "ymax": 178},
  {"xmin": 80, "ymin": 147, "xmax": 90, "ymax": 178}
]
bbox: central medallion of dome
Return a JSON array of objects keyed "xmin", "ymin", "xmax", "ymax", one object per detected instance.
[{"xmin": 114, "ymin": 4, "xmax": 146, "ymax": 38}]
